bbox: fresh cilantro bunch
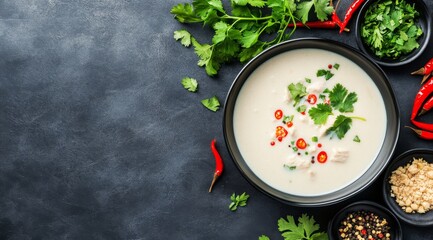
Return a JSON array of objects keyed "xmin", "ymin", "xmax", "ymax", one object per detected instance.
[
  {"xmin": 259, "ymin": 214, "xmax": 328, "ymax": 240},
  {"xmin": 360, "ymin": 0, "xmax": 423, "ymax": 59},
  {"xmin": 171, "ymin": 0, "xmax": 334, "ymax": 76}
]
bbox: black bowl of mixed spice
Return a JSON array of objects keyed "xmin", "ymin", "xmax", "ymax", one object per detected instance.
[
  {"xmin": 328, "ymin": 201, "xmax": 402, "ymax": 240},
  {"xmin": 383, "ymin": 149, "xmax": 433, "ymax": 226},
  {"xmin": 355, "ymin": 0, "xmax": 431, "ymax": 67}
]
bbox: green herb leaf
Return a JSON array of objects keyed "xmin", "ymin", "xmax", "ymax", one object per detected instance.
[
  {"xmin": 284, "ymin": 164, "xmax": 297, "ymax": 170},
  {"xmin": 288, "ymin": 83, "xmax": 307, "ymax": 106},
  {"xmin": 201, "ymin": 96, "xmax": 220, "ymax": 112},
  {"xmin": 353, "ymin": 135, "xmax": 361, "ymax": 143},
  {"xmin": 311, "ymin": 136, "xmax": 318, "ymax": 142},
  {"xmin": 181, "ymin": 77, "xmax": 198, "ymax": 92},
  {"xmin": 316, "ymin": 69, "xmax": 334, "ymax": 80},
  {"xmin": 297, "ymin": 105, "xmax": 307, "ymax": 113},
  {"xmin": 326, "ymin": 115, "xmax": 352, "ymax": 139},
  {"xmin": 278, "ymin": 214, "xmax": 328, "ymax": 240},
  {"xmin": 174, "ymin": 30, "xmax": 192, "ymax": 47},
  {"xmin": 308, "ymin": 103, "xmax": 333, "ymax": 125},
  {"xmin": 329, "ymin": 84, "xmax": 358, "ymax": 113},
  {"xmin": 258, "ymin": 235, "xmax": 270, "ymax": 240},
  {"xmin": 282, "ymin": 115, "xmax": 294, "ymax": 124},
  {"xmin": 229, "ymin": 192, "xmax": 249, "ymax": 211},
  {"xmin": 170, "ymin": 3, "xmax": 202, "ymax": 23}
]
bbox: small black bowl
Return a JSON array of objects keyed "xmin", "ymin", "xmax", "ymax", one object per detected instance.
[
  {"xmin": 382, "ymin": 148, "xmax": 433, "ymax": 226},
  {"xmin": 328, "ymin": 201, "xmax": 402, "ymax": 240},
  {"xmin": 355, "ymin": 0, "xmax": 431, "ymax": 67}
]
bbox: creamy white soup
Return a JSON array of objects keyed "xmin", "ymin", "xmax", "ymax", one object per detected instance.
[{"xmin": 233, "ymin": 49, "xmax": 387, "ymax": 196}]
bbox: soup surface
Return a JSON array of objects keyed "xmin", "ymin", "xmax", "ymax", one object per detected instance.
[{"xmin": 233, "ymin": 48, "xmax": 387, "ymax": 196}]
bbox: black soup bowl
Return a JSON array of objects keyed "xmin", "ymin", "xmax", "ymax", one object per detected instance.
[{"xmin": 223, "ymin": 38, "xmax": 399, "ymax": 207}]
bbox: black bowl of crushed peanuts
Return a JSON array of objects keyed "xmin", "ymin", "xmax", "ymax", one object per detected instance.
[
  {"xmin": 328, "ymin": 201, "xmax": 402, "ymax": 240},
  {"xmin": 382, "ymin": 148, "xmax": 433, "ymax": 226}
]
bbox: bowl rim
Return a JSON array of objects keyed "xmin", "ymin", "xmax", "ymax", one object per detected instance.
[
  {"xmin": 223, "ymin": 37, "xmax": 400, "ymax": 207},
  {"xmin": 354, "ymin": 0, "xmax": 432, "ymax": 67},
  {"xmin": 382, "ymin": 148, "xmax": 433, "ymax": 226},
  {"xmin": 327, "ymin": 200, "xmax": 402, "ymax": 240}
]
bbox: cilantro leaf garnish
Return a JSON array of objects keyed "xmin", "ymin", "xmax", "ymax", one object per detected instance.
[
  {"xmin": 181, "ymin": 77, "xmax": 198, "ymax": 92},
  {"xmin": 278, "ymin": 214, "xmax": 328, "ymax": 240},
  {"xmin": 326, "ymin": 115, "xmax": 352, "ymax": 139},
  {"xmin": 316, "ymin": 69, "xmax": 334, "ymax": 80},
  {"xmin": 201, "ymin": 96, "xmax": 220, "ymax": 112},
  {"xmin": 288, "ymin": 83, "xmax": 307, "ymax": 106},
  {"xmin": 329, "ymin": 84, "xmax": 358, "ymax": 113},
  {"xmin": 308, "ymin": 103, "xmax": 333, "ymax": 125},
  {"xmin": 353, "ymin": 135, "xmax": 361, "ymax": 143},
  {"xmin": 229, "ymin": 192, "xmax": 249, "ymax": 211}
]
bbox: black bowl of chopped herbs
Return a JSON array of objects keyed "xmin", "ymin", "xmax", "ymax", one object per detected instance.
[
  {"xmin": 355, "ymin": 0, "xmax": 431, "ymax": 67},
  {"xmin": 328, "ymin": 201, "xmax": 402, "ymax": 240}
]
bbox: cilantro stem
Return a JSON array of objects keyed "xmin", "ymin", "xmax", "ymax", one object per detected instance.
[
  {"xmin": 350, "ymin": 116, "xmax": 366, "ymax": 121},
  {"xmin": 221, "ymin": 15, "xmax": 273, "ymax": 21}
]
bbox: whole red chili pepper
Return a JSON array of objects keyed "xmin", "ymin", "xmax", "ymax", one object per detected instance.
[
  {"xmin": 339, "ymin": 0, "xmax": 366, "ymax": 33},
  {"xmin": 208, "ymin": 139, "xmax": 223, "ymax": 193},
  {"xmin": 405, "ymin": 126, "xmax": 433, "ymax": 140},
  {"xmin": 410, "ymin": 77, "xmax": 433, "ymax": 120},
  {"xmin": 418, "ymin": 95, "xmax": 433, "ymax": 116},
  {"xmin": 411, "ymin": 57, "xmax": 433, "ymax": 84},
  {"xmin": 287, "ymin": 21, "xmax": 350, "ymax": 31}
]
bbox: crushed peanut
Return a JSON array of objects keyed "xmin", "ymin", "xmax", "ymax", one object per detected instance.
[{"xmin": 389, "ymin": 157, "xmax": 433, "ymax": 214}]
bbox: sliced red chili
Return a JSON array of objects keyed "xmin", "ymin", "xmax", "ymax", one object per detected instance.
[
  {"xmin": 317, "ymin": 151, "xmax": 328, "ymax": 163},
  {"xmin": 307, "ymin": 94, "xmax": 317, "ymax": 104},
  {"xmin": 286, "ymin": 121, "xmax": 293, "ymax": 128},
  {"xmin": 274, "ymin": 109, "xmax": 283, "ymax": 120},
  {"xmin": 296, "ymin": 138, "xmax": 307, "ymax": 149},
  {"xmin": 275, "ymin": 126, "xmax": 288, "ymax": 139}
]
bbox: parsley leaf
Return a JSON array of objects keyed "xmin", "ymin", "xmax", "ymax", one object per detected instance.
[
  {"xmin": 288, "ymin": 83, "xmax": 307, "ymax": 106},
  {"xmin": 278, "ymin": 214, "xmax": 328, "ymax": 240},
  {"xmin": 329, "ymin": 84, "xmax": 358, "ymax": 113},
  {"xmin": 326, "ymin": 115, "xmax": 352, "ymax": 139},
  {"xmin": 308, "ymin": 103, "xmax": 333, "ymax": 125},
  {"xmin": 229, "ymin": 192, "xmax": 249, "ymax": 211},
  {"xmin": 201, "ymin": 96, "xmax": 220, "ymax": 112},
  {"xmin": 181, "ymin": 77, "xmax": 198, "ymax": 92}
]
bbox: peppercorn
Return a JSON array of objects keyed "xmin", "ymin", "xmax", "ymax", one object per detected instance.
[{"xmin": 338, "ymin": 210, "xmax": 391, "ymax": 240}]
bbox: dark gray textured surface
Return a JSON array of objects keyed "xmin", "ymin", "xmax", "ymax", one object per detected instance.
[{"xmin": 0, "ymin": 0, "xmax": 432, "ymax": 239}]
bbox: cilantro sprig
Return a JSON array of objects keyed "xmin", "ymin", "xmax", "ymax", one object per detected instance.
[
  {"xmin": 329, "ymin": 83, "xmax": 357, "ymax": 113},
  {"xmin": 229, "ymin": 192, "xmax": 249, "ymax": 211},
  {"xmin": 172, "ymin": 0, "xmax": 334, "ymax": 76},
  {"xmin": 361, "ymin": 0, "xmax": 423, "ymax": 59},
  {"xmin": 277, "ymin": 214, "xmax": 328, "ymax": 240}
]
